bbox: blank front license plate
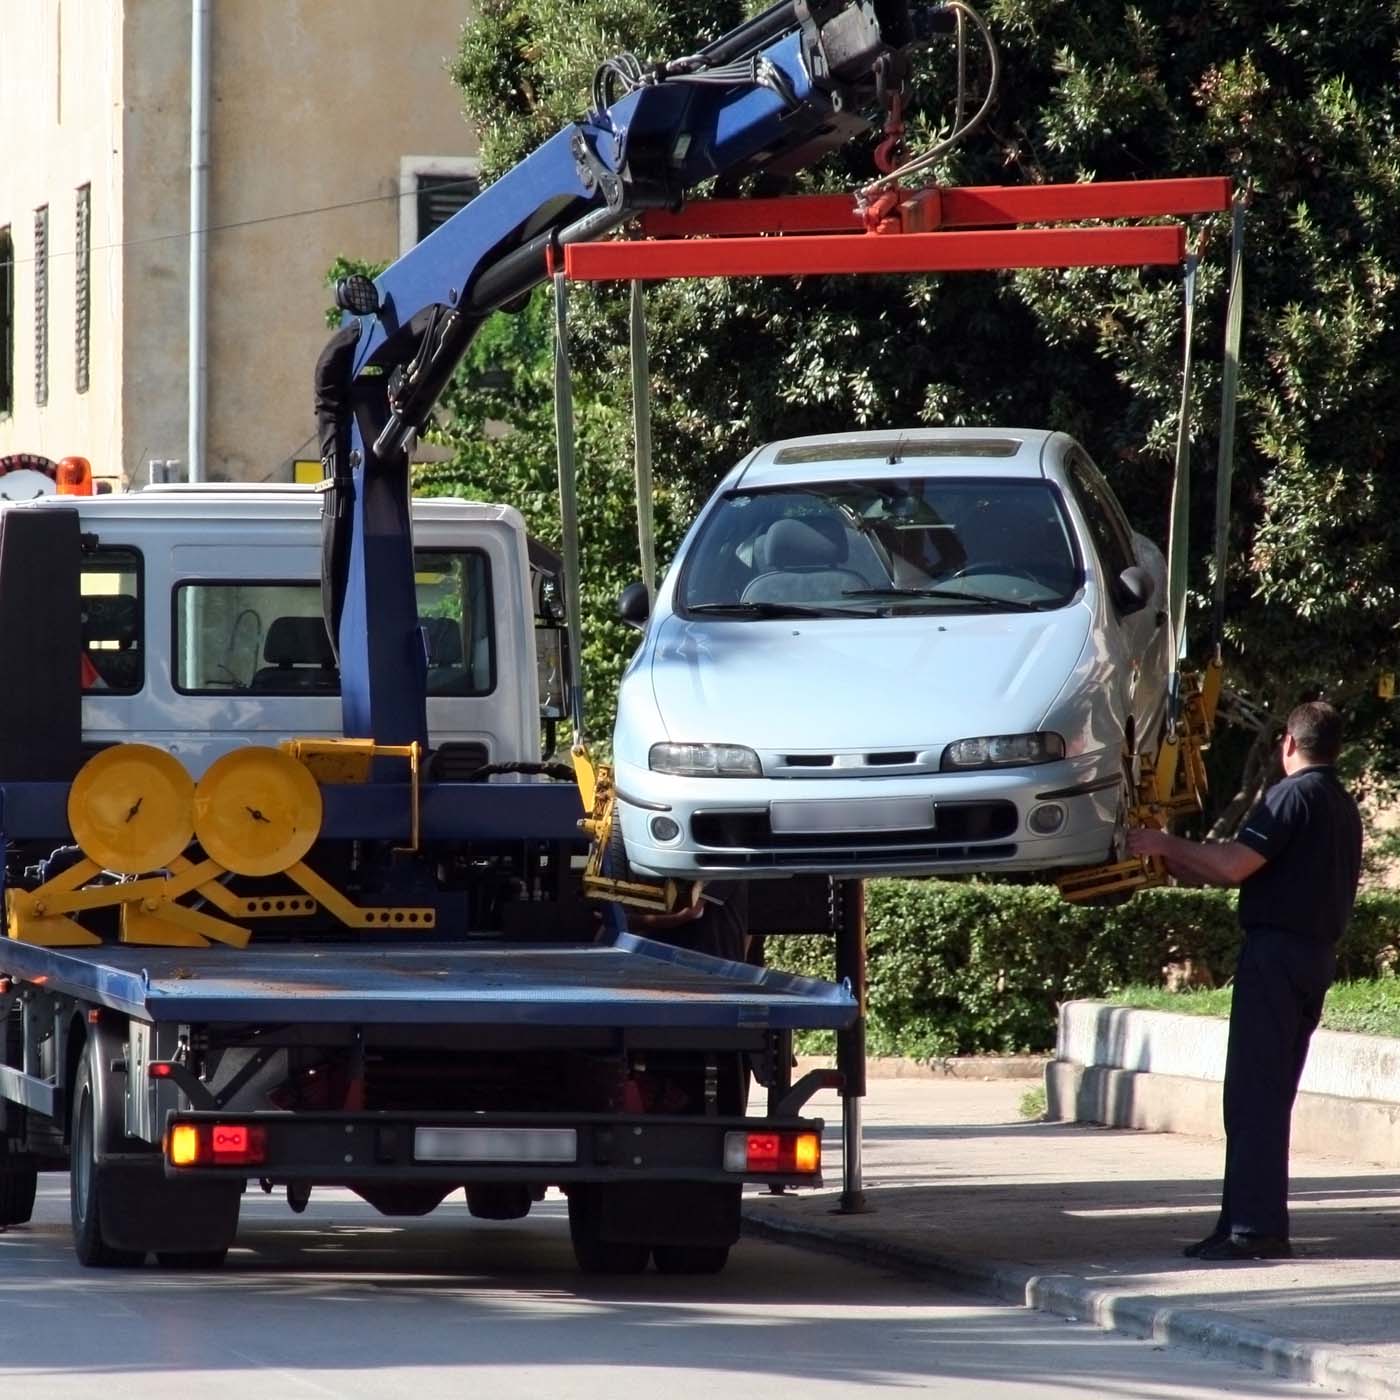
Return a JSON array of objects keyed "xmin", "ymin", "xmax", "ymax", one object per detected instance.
[
  {"xmin": 414, "ymin": 1127, "xmax": 578, "ymax": 1164},
  {"xmin": 769, "ymin": 796, "xmax": 933, "ymax": 834}
]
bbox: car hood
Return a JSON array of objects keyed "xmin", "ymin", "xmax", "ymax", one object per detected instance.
[{"xmin": 648, "ymin": 606, "xmax": 1092, "ymax": 751}]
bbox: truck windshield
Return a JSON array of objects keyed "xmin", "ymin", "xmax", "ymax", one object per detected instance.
[
  {"xmin": 173, "ymin": 549, "xmax": 494, "ymax": 695},
  {"xmin": 678, "ymin": 477, "xmax": 1080, "ymax": 615}
]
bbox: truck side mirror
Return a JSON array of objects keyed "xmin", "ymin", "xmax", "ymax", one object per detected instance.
[
  {"xmin": 617, "ymin": 581, "xmax": 651, "ymax": 631},
  {"xmin": 1115, "ymin": 565, "xmax": 1154, "ymax": 615}
]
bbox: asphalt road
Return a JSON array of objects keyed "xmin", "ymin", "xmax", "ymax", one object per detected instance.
[{"xmin": 0, "ymin": 1176, "xmax": 1334, "ymax": 1399}]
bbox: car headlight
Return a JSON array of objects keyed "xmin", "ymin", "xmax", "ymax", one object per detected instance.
[
  {"xmin": 940, "ymin": 732, "xmax": 1065, "ymax": 770},
  {"xmin": 649, "ymin": 742, "xmax": 761, "ymax": 778}
]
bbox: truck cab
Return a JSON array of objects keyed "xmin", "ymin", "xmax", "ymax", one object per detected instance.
[{"xmin": 7, "ymin": 484, "xmax": 555, "ymax": 777}]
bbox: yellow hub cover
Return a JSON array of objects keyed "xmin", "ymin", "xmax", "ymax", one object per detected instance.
[
  {"xmin": 194, "ymin": 747, "xmax": 324, "ymax": 877},
  {"xmin": 68, "ymin": 744, "xmax": 196, "ymax": 874}
]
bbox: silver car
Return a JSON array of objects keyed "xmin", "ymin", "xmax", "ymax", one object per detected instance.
[{"xmin": 611, "ymin": 429, "xmax": 1170, "ymax": 880}]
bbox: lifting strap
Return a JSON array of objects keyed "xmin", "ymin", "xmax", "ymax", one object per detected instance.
[
  {"xmin": 630, "ymin": 281, "xmax": 658, "ymax": 600},
  {"xmin": 552, "ymin": 270, "xmax": 586, "ymax": 745},
  {"xmin": 1165, "ymin": 233, "xmax": 1200, "ymax": 730},
  {"xmin": 1211, "ymin": 198, "xmax": 1246, "ymax": 655}
]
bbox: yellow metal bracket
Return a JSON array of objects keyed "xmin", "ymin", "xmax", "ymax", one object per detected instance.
[
  {"xmin": 1057, "ymin": 657, "xmax": 1223, "ymax": 906},
  {"xmin": 573, "ymin": 748, "xmax": 685, "ymax": 914}
]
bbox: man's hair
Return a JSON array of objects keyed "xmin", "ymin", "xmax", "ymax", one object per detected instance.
[{"xmin": 1286, "ymin": 700, "xmax": 1343, "ymax": 763}]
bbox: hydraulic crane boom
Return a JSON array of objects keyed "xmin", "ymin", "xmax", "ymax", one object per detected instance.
[{"xmin": 315, "ymin": 1, "xmax": 939, "ymax": 758}]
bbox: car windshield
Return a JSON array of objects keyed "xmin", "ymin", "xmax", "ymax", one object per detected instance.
[{"xmin": 678, "ymin": 477, "xmax": 1080, "ymax": 615}]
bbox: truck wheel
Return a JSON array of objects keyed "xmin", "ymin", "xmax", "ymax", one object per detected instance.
[
  {"xmin": 69, "ymin": 1059, "xmax": 143, "ymax": 1268},
  {"xmin": 567, "ymin": 1188, "xmax": 648, "ymax": 1275},
  {"xmin": 652, "ymin": 1243, "xmax": 730, "ymax": 1275},
  {"xmin": 0, "ymin": 1144, "xmax": 38, "ymax": 1228}
]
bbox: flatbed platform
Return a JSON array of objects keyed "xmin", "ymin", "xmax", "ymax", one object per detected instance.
[{"xmin": 0, "ymin": 932, "xmax": 856, "ymax": 1030}]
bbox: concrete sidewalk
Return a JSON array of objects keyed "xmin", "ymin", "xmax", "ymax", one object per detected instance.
[{"xmin": 743, "ymin": 1077, "xmax": 1400, "ymax": 1398}]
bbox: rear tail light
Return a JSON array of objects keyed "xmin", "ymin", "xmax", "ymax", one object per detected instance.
[
  {"xmin": 723, "ymin": 1130, "xmax": 821, "ymax": 1175},
  {"xmin": 167, "ymin": 1121, "xmax": 268, "ymax": 1168}
]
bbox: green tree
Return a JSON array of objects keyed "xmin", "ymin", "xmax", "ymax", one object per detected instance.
[{"xmin": 427, "ymin": 0, "xmax": 1400, "ymax": 805}]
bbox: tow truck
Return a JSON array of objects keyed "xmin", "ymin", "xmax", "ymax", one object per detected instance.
[
  {"xmin": 0, "ymin": 0, "xmax": 1240, "ymax": 1273},
  {"xmin": 0, "ymin": 0, "xmax": 936, "ymax": 1275}
]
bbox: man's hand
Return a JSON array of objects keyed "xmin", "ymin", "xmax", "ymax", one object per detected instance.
[{"xmin": 1125, "ymin": 828, "xmax": 1170, "ymax": 860}]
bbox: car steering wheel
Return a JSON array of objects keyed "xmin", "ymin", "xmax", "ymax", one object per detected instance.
[{"xmin": 946, "ymin": 564, "xmax": 1042, "ymax": 585}]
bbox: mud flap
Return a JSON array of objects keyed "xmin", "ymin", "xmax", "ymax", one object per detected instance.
[{"xmin": 97, "ymin": 1155, "xmax": 241, "ymax": 1254}]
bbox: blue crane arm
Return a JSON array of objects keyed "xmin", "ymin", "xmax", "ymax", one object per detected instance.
[{"xmin": 316, "ymin": 1, "xmax": 936, "ymax": 755}]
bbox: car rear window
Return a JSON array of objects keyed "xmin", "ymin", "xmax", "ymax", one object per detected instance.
[{"xmin": 678, "ymin": 477, "xmax": 1080, "ymax": 615}]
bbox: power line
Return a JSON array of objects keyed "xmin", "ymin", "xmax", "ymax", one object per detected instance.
[{"xmin": 0, "ymin": 176, "xmax": 482, "ymax": 269}]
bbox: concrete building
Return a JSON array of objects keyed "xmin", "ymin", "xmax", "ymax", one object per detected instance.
[{"xmin": 0, "ymin": 1, "xmax": 478, "ymax": 485}]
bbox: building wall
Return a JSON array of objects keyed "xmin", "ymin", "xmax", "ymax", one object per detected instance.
[
  {"xmin": 203, "ymin": 0, "xmax": 478, "ymax": 482},
  {"xmin": 3, "ymin": 1, "xmax": 478, "ymax": 486},
  {"xmin": 0, "ymin": 1, "xmax": 125, "ymax": 480}
]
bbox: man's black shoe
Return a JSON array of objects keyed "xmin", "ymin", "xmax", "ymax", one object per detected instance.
[
  {"xmin": 1195, "ymin": 1232, "xmax": 1292, "ymax": 1262},
  {"xmin": 1182, "ymin": 1231, "xmax": 1229, "ymax": 1259}
]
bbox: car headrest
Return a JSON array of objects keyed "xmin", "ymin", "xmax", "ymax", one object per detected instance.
[
  {"xmin": 420, "ymin": 616, "xmax": 463, "ymax": 666},
  {"xmin": 81, "ymin": 594, "xmax": 137, "ymax": 646},
  {"xmin": 264, "ymin": 615, "xmax": 335, "ymax": 667},
  {"xmin": 763, "ymin": 516, "xmax": 848, "ymax": 569}
]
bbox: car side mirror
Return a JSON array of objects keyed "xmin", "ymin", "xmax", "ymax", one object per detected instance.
[
  {"xmin": 1115, "ymin": 565, "xmax": 1154, "ymax": 615},
  {"xmin": 617, "ymin": 581, "xmax": 651, "ymax": 631}
]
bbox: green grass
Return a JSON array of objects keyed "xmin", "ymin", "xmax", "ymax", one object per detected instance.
[
  {"xmin": 1110, "ymin": 979, "xmax": 1400, "ymax": 1039},
  {"xmin": 1018, "ymin": 1086, "xmax": 1047, "ymax": 1121}
]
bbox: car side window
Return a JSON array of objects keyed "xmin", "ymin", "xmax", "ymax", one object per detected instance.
[{"xmin": 1067, "ymin": 455, "xmax": 1135, "ymax": 585}]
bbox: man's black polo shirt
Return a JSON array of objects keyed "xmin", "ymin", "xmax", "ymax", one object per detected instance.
[{"xmin": 1236, "ymin": 765, "xmax": 1362, "ymax": 945}]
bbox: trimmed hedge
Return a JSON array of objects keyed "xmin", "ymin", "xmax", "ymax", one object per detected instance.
[{"xmin": 767, "ymin": 883, "xmax": 1400, "ymax": 1060}]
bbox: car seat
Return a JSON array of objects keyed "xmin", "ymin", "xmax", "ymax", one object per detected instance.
[
  {"xmin": 250, "ymin": 616, "xmax": 338, "ymax": 692},
  {"xmin": 740, "ymin": 516, "xmax": 871, "ymax": 605},
  {"xmin": 421, "ymin": 616, "xmax": 473, "ymax": 696}
]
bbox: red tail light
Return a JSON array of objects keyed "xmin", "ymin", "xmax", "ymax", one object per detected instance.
[
  {"xmin": 167, "ymin": 1121, "xmax": 267, "ymax": 1168},
  {"xmin": 723, "ymin": 1129, "xmax": 821, "ymax": 1174}
]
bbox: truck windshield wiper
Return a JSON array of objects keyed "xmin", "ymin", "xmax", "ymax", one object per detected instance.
[
  {"xmin": 842, "ymin": 586, "xmax": 1040, "ymax": 612},
  {"xmin": 687, "ymin": 601, "xmax": 877, "ymax": 619}
]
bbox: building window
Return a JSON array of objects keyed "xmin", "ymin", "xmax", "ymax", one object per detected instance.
[
  {"xmin": 34, "ymin": 206, "xmax": 48, "ymax": 408},
  {"xmin": 398, "ymin": 157, "xmax": 480, "ymax": 254},
  {"xmin": 0, "ymin": 228, "xmax": 13, "ymax": 418},
  {"xmin": 75, "ymin": 184, "xmax": 90, "ymax": 394}
]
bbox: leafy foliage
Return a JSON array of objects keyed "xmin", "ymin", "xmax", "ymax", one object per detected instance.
[
  {"xmin": 431, "ymin": 0, "xmax": 1400, "ymax": 797},
  {"xmin": 769, "ymin": 881, "xmax": 1400, "ymax": 1057}
]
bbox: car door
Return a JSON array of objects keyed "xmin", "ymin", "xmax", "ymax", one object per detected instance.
[{"xmin": 1064, "ymin": 450, "xmax": 1168, "ymax": 753}]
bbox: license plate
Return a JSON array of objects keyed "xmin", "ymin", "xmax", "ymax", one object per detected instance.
[
  {"xmin": 414, "ymin": 1127, "xmax": 578, "ymax": 1163},
  {"xmin": 769, "ymin": 796, "xmax": 934, "ymax": 834}
]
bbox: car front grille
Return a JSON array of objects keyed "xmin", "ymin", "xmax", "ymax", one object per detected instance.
[
  {"xmin": 690, "ymin": 800, "xmax": 1018, "ymax": 850},
  {"xmin": 695, "ymin": 844, "xmax": 1019, "ymax": 870}
]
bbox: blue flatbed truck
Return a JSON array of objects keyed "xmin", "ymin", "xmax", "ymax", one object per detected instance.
[{"xmin": 0, "ymin": 0, "xmax": 923, "ymax": 1272}]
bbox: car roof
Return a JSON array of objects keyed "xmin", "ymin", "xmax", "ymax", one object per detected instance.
[{"xmin": 735, "ymin": 428, "xmax": 1064, "ymax": 489}]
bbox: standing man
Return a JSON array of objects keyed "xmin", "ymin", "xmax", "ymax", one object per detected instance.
[{"xmin": 1126, "ymin": 700, "xmax": 1362, "ymax": 1261}]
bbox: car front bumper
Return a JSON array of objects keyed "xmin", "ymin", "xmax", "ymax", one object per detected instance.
[{"xmin": 614, "ymin": 750, "xmax": 1124, "ymax": 879}]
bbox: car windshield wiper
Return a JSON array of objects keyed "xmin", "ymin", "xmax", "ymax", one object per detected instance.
[
  {"xmin": 842, "ymin": 586, "xmax": 1040, "ymax": 612},
  {"xmin": 687, "ymin": 601, "xmax": 877, "ymax": 619}
]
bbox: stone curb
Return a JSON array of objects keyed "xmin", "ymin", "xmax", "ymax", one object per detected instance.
[
  {"xmin": 741, "ymin": 1202, "xmax": 1400, "ymax": 1399},
  {"xmin": 795, "ymin": 1054, "xmax": 1049, "ymax": 1081}
]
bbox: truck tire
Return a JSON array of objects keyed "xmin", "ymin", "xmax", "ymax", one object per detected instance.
[
  {"xmin": 0, "ymin": 1142, "xmax": 38, "ymax": 1228},
  {"xmin": 567, "ymin": 1187, "xmax": 649, "ymax": 1275},
  {"xmin": 69, "ymin": 1058, "xmax": 144, "ymax": 1267},
  {"xmin": 652, "ymin": 1243, "xmax": 730, "ymax": 1275}
]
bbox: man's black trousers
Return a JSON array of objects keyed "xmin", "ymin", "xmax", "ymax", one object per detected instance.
[{"xmin": 1216, "ymin": 925, "xmax": 1336, "ymax": 1240}]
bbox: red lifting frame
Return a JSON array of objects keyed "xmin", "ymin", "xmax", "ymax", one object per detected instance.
[{"xmin": 561, "ymin": 176, "xmax": 1232, "ymax": 283}]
